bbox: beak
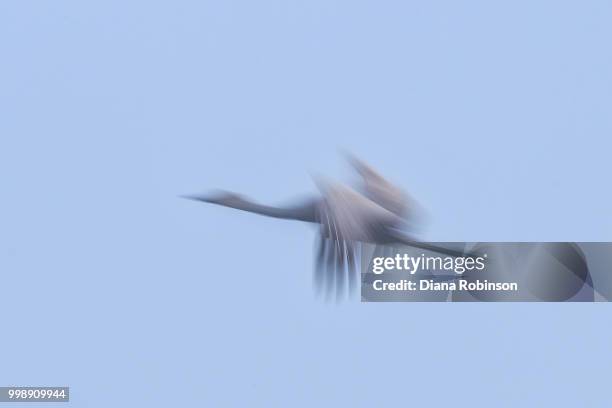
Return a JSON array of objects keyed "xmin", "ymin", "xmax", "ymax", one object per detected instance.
[{"xmin": 179, "ymin": 194, "xmax": 211, "ymax": 202}]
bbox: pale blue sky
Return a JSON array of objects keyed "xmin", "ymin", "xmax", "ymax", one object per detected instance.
[{"xmin": 1, "ymin": 0, "xmax": 611, "ymax": 406}]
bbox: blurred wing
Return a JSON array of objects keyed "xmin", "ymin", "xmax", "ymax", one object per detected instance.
[
  {"xmin": 346, "ymin": 155, "xmax": 409, "ymax": 217},
  {"xmin": 313, "ymin": 181, "xmax": 395, "ymax": 300},
  {"xmin": 313, "ymin": 235, "xmax": 359, "ymax": 301},
  {"xmin": 318, "ymin": 181, "xmax": 401, "ymax": 243}
]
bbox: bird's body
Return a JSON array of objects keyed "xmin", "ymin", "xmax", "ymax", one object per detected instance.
[{"xmin": 317, "ymin": 182, "xmax": 401, "ymax": 243}]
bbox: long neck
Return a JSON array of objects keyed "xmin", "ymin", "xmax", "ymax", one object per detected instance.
[{"xmin": 224, "ymin": 199, "xmax": 317, "ymax": 223}]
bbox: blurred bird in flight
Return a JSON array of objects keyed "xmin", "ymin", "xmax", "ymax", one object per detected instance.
[{"xmin": 183, "ymin": 155, "xmax": 472, "ymax": 300}]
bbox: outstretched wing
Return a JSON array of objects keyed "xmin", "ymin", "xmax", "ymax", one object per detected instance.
[
  {"xmin": 317, "ymin": 180, "xmax": 401, "ymax": 243},
  {"xmin": 313, "ymin": 234, "xmax": 359, "ymax": 301},
  {"xmin": 312, "ymin": 180, "xmax": 401, "ymax": 300},
  {"xmin": 346, "ymin": 154, "xmax": 409, "ymax": 217}
]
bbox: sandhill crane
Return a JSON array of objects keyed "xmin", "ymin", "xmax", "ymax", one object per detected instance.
[{"xmin": 183, "ymin": 156, "xmax": 472, "ymax": 299}]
